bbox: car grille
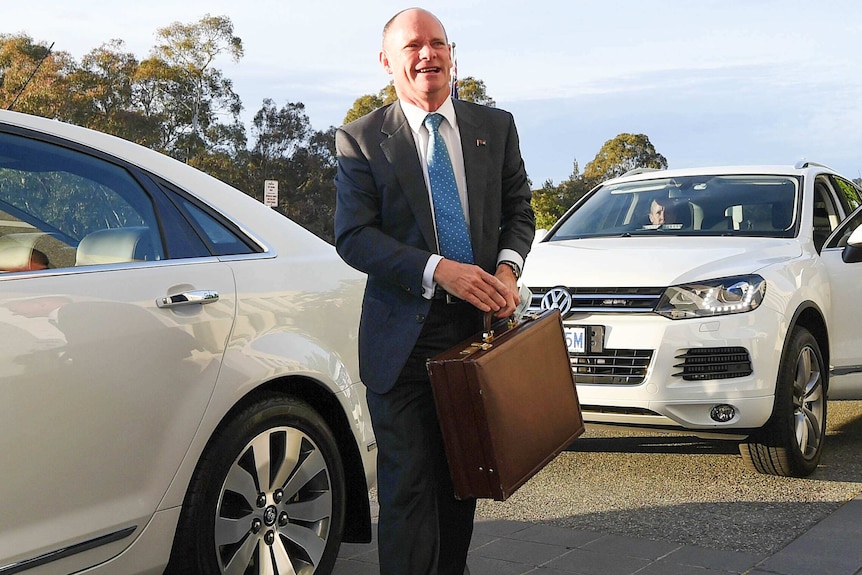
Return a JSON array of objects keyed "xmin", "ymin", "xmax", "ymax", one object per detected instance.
[
  {"xmin": 673, "ymin": 347, "xmax": 752, "ymax": 381},
  {"xmin": 571, "ymin": 348, "xmax": 653, "ymax": 385},
  {"xmin": 529, "ymin": 286, "xmax": 665, "ymax": 315}
]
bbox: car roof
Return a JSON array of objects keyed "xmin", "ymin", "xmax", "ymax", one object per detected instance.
[
  {"xmin": 607, "ymin": 163, "xmax": 838, "ymax": 185},
  {"xmin": 0, "ymin": 109, "xmax": 170, "ymax": 168}
]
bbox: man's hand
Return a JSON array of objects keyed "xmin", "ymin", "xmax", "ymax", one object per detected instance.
[{"xmin": 433, "ymin": 259, "xmax": 520, "ymax": 318}]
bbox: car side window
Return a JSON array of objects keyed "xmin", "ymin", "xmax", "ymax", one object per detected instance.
[
  {"xmin": 0, "ymin": 131, "xmax": 164, "ymax": 272},
  {"xmin": 176, "ymin": 197, "xmax": 258, "ymax": 256}
]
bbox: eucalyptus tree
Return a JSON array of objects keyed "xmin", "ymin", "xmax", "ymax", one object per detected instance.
[
  {"xmin": 583, "ymin": 133, "xmax": 667, "ymax": 182},
  {"xmin": 248, "ymin": 99, "xmax": 338, "ymax": 241},
  {"xmin": 0, "ymin": 34, "xmax": 72, "ymax": 117},
  {"xmin": 142, "ymin": 14, "xmax": 245, "ymax": 160}
]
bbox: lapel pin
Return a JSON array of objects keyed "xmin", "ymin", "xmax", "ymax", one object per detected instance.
[{"xmin": 476, "ymin": 139, "xmax": 486, "ymax": 147}]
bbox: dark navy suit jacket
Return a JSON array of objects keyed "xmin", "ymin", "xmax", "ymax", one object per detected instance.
[{"xmin": 334, "ymin": 99, "xmax": 534, "ymax": 394}]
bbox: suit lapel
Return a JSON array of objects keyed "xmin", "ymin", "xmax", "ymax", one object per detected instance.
[
  {"xmin": 379, "ymin": 103, "xmax": 438, "ymax": 253},
  {"xmin": 454, "ymin": 100, "xmax": 489, "ymax": 255}
]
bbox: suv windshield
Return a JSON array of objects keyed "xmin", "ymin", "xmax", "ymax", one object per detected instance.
[{"xmin": 549, "ymin": 175, "xmax": 800, "ymax": 240}]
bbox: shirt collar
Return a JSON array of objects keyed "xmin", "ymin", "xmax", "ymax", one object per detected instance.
[{"xmin": 401, "ymin": 98, "xmax": 457, "ymax": 134}]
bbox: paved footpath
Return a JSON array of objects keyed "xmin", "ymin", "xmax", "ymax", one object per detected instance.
[{"xmin": 334, "ymin": 490, "xmax": 862, "ymax": 575}]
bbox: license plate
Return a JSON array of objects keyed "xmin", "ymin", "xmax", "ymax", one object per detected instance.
[{"xmin": 564, "ymin": 325, "xmax": 604, "ymax": 354}]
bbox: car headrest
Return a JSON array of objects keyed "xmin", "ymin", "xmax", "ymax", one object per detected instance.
[
  {"xmin": 0, "ymin": 233, "xmax": 50, "ymax": 272},
  {"xmin": 667, "ymin": 199, "xmax": 693, "ymax": 228},
  {"xmin": 75, "ymin": 227, "xmax": 153, "ymax": 266}
]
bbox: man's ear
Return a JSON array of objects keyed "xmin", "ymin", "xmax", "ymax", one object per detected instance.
[{"xmin": 379, "ymin": 51, "xmax": 392, "ymax": 74}]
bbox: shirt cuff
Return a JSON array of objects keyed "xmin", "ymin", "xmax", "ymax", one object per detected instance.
[
  {"xmin": 422, "ymin": 254, "xmax": 444, "ymax": 299},
  {"xmin": 497, "ymin": 249, "xmax": 524, "ymax": 273}
]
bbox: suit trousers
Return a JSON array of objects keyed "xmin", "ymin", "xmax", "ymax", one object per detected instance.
[{"xmin": 367, "ymin": 298, "xmax": 481, "ymax": 575}]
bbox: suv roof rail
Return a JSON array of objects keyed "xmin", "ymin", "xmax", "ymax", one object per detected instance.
[
  {"xmin": 794, "ymin": 160, "xmax": 833, "ymax": 170},
  {"xmin": 620, "ymin": 167, "xmax": 663, "ymax": 177}
]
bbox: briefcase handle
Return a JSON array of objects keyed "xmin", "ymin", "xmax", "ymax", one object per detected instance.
[
  {"xmin": 481, "ymin": 313, "xmax": 498, "ymax": 340},
  {"xmin": 482, "ymin": 312, "xmax": 529, "ymax": 343}
]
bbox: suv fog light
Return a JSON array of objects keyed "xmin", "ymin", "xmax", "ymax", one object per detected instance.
[{"xmin": 710, "ymin": 404, "xmax": 736, "ymax": 423}]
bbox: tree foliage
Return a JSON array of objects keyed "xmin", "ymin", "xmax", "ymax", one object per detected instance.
[
  {"xmin": 454, "ymin": 76, "xmax": 495, "ymax": 107},
  {"xmin": 583, "ymin": 133, "xmax": 667, "ymax": 181},
  {"xmin": 343, "ymin": 83, "xmax": 397, "ymax": 124},
  {"xmin": 531, "ymin": 160, "xmax": 592, "ymax": 231},
  {"xmin": 147, "ymin": 14, "xmax": 244, "ymax": 161},
  {"xmin": 65, "ymin": 40, "xmax": 161, "ymax": 145},
  {"xmin": 0, "ymin": 34, "xmax": 73, "ymax": 117}
]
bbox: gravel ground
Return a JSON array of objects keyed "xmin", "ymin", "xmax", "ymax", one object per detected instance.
[{"xmin": 474, "ymin": 400, "xmax": 862, "ymax": 555}]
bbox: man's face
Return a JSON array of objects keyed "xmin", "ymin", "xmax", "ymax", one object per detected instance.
[
  {"xmin": 379, "ymin": 9, "xmax": 452, "ymax": 111},
  {"xmin": 649, "ymin": 200, "xmax": 666, "ymax": 225}
]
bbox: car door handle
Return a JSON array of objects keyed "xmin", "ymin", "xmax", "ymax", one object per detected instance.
[{"xmin": 156, "ymin": 290, "xmax": 220, "ymax": 308}]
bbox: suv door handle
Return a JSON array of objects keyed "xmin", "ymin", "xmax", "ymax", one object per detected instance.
[{"xmin": 156, "ymin": 290, "xmax": 220, "ymax": 308}]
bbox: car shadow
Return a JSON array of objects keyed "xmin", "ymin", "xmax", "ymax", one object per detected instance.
[
  {"xmin": 565, "ymin": 425, "xmax": 741, "ymax": 455},
  {"xmin": 564, "ymin": 400, "xmax": 862, "ymax": 482}
]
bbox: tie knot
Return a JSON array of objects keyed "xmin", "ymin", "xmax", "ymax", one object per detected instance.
[{"xmin": 424, "ymin": 113, "xmax": 444, "ymax": 133}]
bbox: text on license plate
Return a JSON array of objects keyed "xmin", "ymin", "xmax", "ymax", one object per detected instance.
[{"xmin": 564, "ymin": 327, "xmax": 586, "ymax": 353}]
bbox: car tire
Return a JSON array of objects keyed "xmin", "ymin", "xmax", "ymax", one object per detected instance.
[
  {"xmin": 739, "ymin": 326, "xmax": 827, "ymax": 477},
  {"xmin": 166, "ymin": 394, "xmax": 346, "ymax": 575}
]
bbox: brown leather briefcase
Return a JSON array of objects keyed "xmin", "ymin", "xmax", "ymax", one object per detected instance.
[{"xmin": 427, "ymin": 309, "xmax": 584, "ymax": 501}]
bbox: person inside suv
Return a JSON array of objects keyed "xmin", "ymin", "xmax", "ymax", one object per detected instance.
[{"xmin": 648, "ymin": 198, "xmax": 668, "ymax": 225}]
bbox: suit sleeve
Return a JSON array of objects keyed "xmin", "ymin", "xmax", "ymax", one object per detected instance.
[
  {"xmin": 334, "ymin": 126, "xmax": 431, "ymax": 297},
  {"xmin": 498, "ymin": 113, "xmax": 536, "ymax": 262}
]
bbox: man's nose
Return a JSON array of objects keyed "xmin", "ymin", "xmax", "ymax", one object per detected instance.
[{"xmin": 418, "ymin": 43, "xmax": 434, "ymax": 59}]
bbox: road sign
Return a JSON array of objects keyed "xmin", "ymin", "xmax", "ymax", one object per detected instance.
[{"xmin": 264, "ymin": 180, "xmax": 278, "ymax": 207}]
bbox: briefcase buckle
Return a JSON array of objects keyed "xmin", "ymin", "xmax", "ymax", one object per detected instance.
[{"xmin": 460, "ymin": 341, "xmax": 493, "ymax": 355}]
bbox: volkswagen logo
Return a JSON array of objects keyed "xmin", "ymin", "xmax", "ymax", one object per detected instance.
[{"xmin": 540, "ymin": 287, "xmax": 573, "ymax": 317}]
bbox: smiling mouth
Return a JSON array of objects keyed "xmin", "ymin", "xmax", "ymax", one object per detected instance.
[{"xmin": 417, "ymin": 67, "xmax": 441, "ymax": 74}]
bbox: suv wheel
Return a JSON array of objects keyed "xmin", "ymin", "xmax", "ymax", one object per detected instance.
[
  {"xmin": 739, "ymin": 326, "xmax": 826, "ymax": 477},
  {"xmin": 167, "ymin": 394, "xmax": 346, "ymax": 575}
]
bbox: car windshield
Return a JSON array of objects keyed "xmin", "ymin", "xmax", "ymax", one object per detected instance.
[{"xmin": 549, "ymin": 175, "xmax": 800, "ymax": 240}]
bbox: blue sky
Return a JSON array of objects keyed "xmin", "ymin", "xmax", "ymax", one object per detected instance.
[{"xmin": 8, "ymin": 1, "xmax": 862, "ymax": 185}]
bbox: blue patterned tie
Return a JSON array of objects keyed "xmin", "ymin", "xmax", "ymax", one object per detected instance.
[{"xmin": 424, "ymin": 113, "xmax": 474, "ymax": 264}]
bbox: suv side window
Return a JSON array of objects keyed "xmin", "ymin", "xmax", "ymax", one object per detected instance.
[
  {"xmin": 832, "ymin": 176, "xmax": 862, "ymax": 215},
  {"xmin": 0, "ymin": 131, "xmax": 165, "ymax": 272}
]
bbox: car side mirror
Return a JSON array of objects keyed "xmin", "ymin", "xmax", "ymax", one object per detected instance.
[{"xmin": 842, "ymin": 226, "xmax": 862, "ymax": 263}]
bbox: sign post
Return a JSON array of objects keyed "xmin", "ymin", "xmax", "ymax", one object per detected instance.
[{"xmin": 264, "ymin": 180, "xmax": 278, "ymax": 208}]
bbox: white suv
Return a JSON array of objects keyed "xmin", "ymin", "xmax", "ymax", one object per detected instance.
[{"xmin": 522, "ymin": 162, "xmax": 862, "ymax": 477}]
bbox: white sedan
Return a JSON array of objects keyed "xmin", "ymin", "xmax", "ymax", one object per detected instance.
[
  {"xmin": 522, "ymin": 163, "xmax": 862, "ymax": 477},
  {"xmin": 0, "ymin": 109, "xmax": 375, "ymax": 574}
]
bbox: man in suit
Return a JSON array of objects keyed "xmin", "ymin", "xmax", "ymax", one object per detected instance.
[{"xmin": 334, "ymin": 8, "xmax": 534, "ymax": 574}]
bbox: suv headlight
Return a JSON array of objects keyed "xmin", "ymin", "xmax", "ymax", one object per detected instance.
[{"xmin": 655, "ymin": 274, "xmax": 766, "ymax": 319}]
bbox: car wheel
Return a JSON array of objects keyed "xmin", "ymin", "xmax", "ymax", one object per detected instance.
[
  {"xmin": 739, "ymin": 326, "xmax": 826, "ymax": 477},
  {"xmin": 167, "ymin": 394, "xmax": 346, "ymax": 575}
]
